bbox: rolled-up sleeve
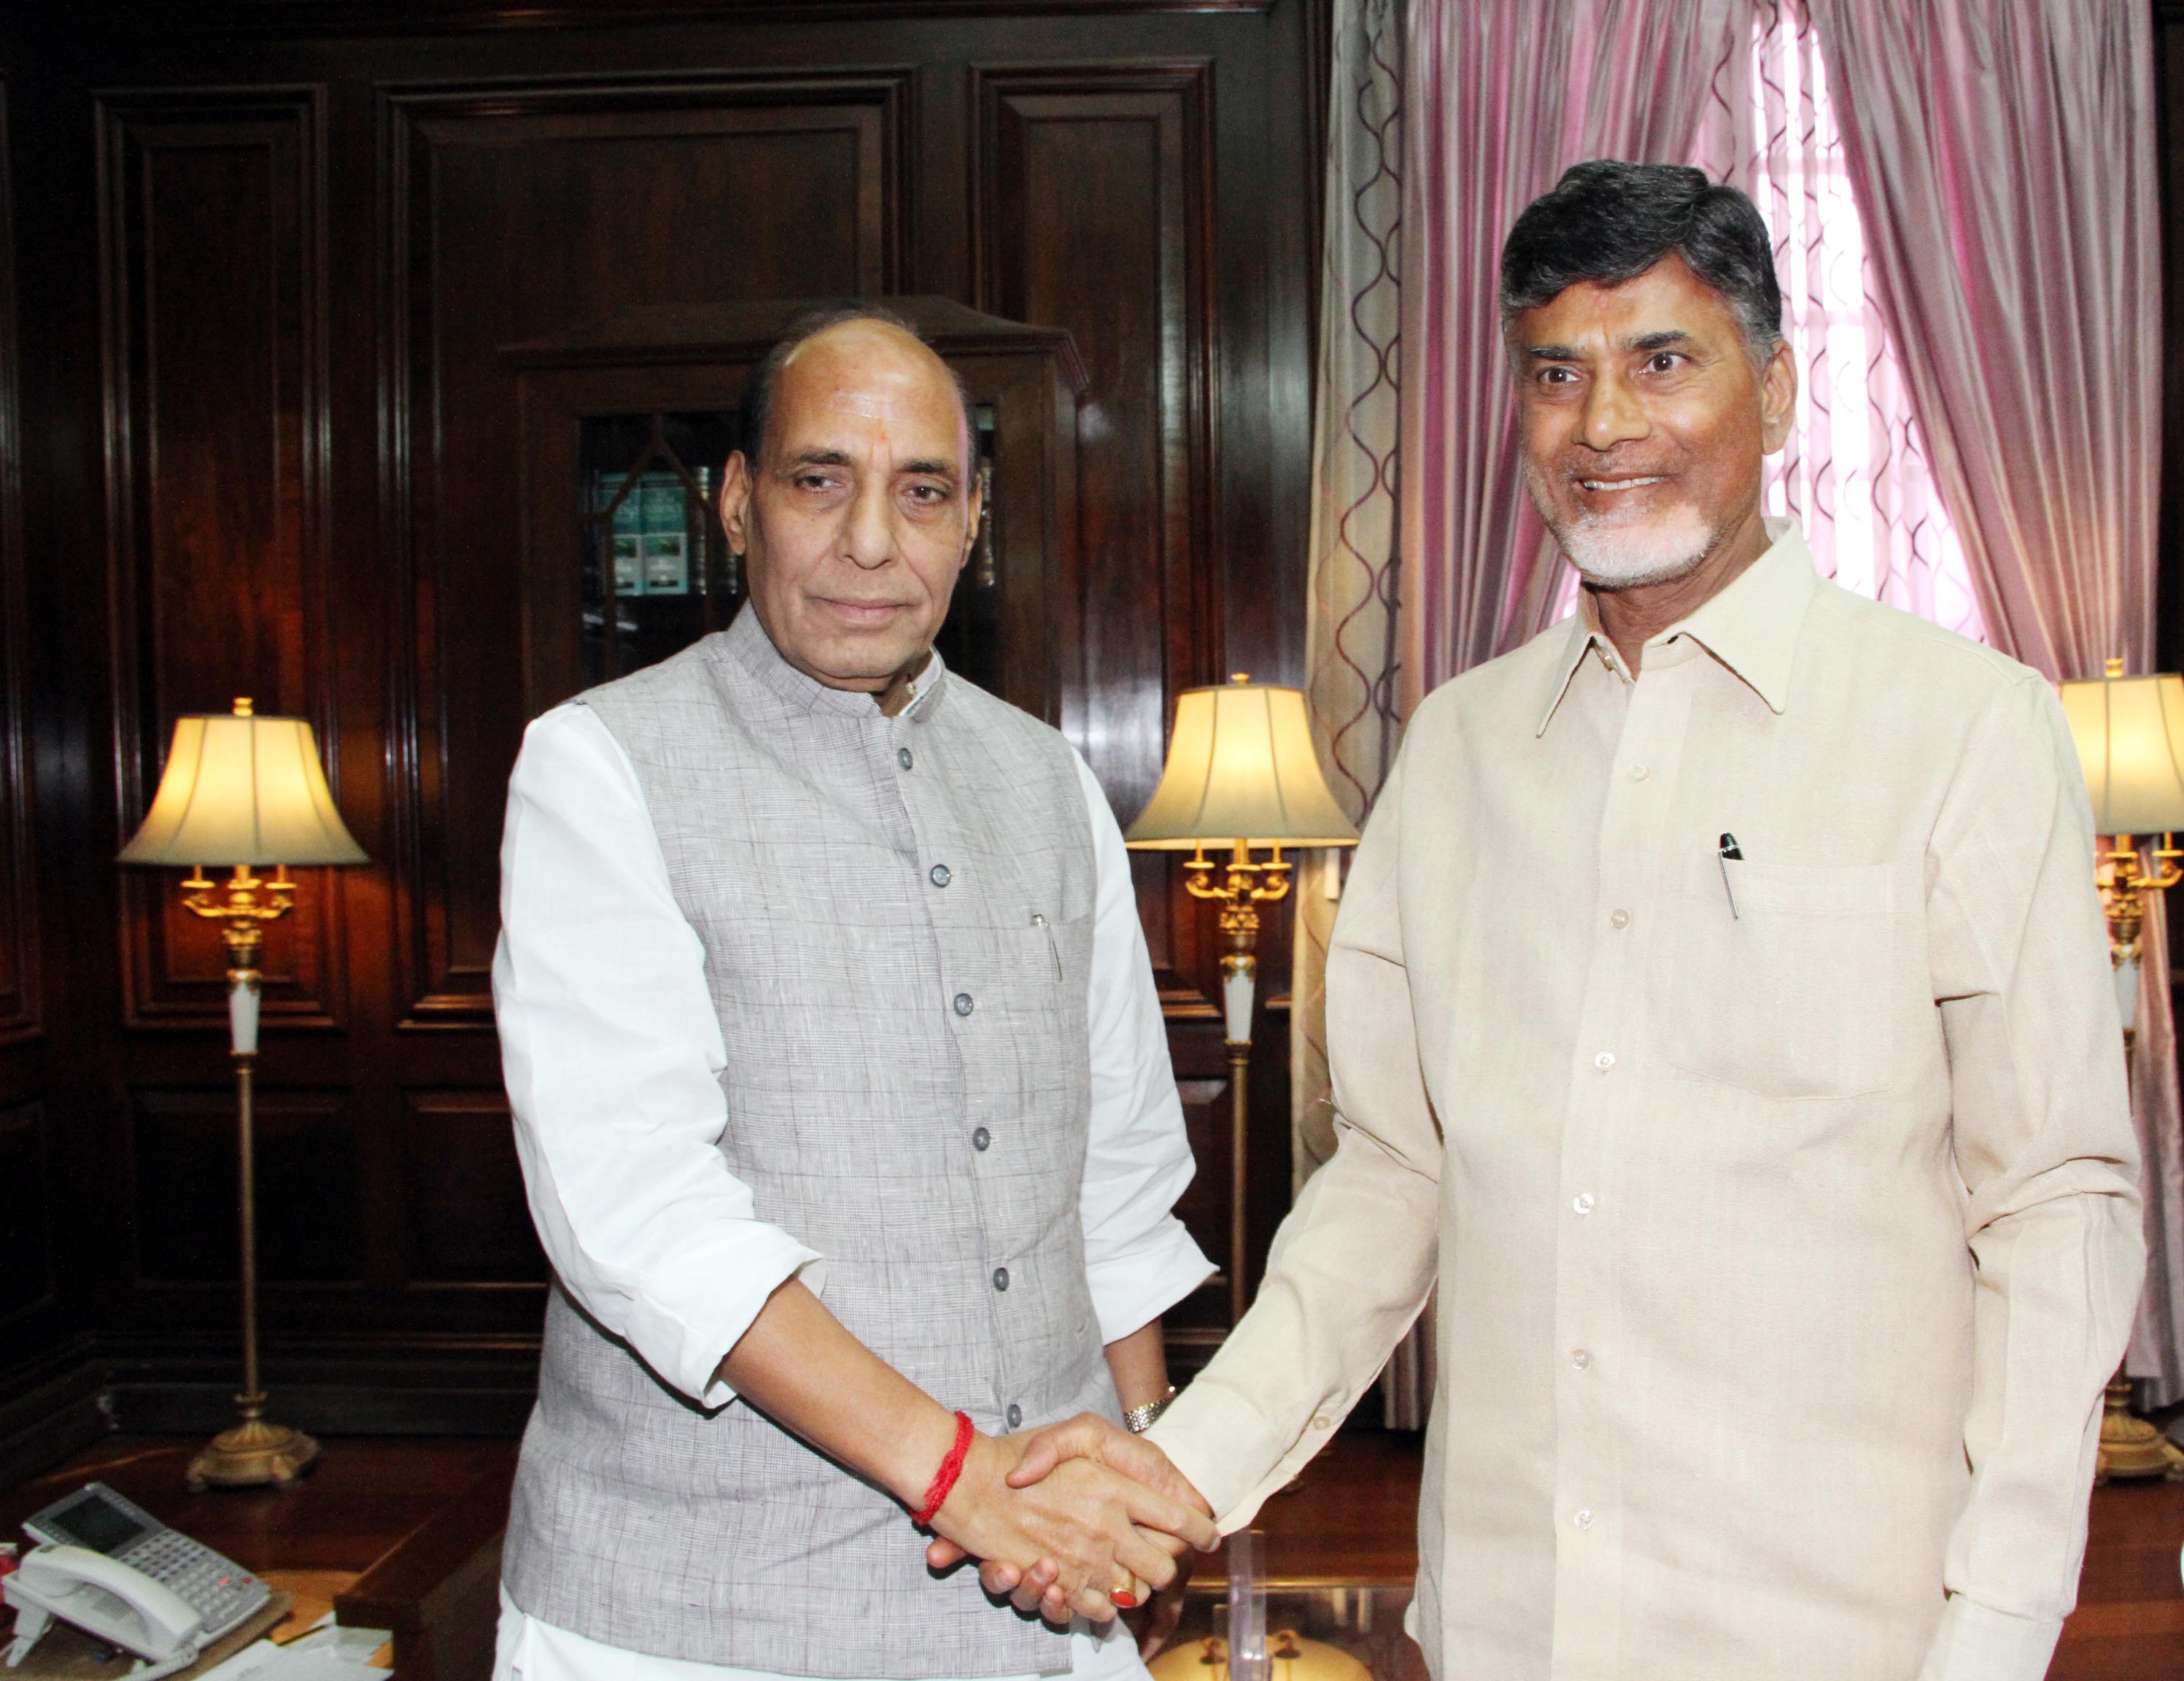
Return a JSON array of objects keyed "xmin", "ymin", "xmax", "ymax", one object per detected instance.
[
  {"xmin": 1072, "ymin": 751, "xmax": 1217, "ymax": 1343},
  {"xmin": 493, "ymin": 703, "xmax": 823, "ymax": 1409},
  {"xmin": 1919, "ymin": 675, "xmax": 2145, "ymax": 1681}
]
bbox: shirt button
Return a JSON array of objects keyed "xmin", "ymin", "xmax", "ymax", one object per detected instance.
[
  {"xmin": 1573, "ymin": 1193, "xmax": 1595, "ymax": 1215},
  {"xmin": 993, "ymin": 1267, "xmax": 1010, "ymax": 1291},
  {"xmin": 929, "ymin": 863, "xmax": 952, "ymax": 888},
  {"xmin": 1629, "ymin": 762, "xmax": 1649, "ymax": 781},
  {"xmin": 972, "ymin": 1127, "xmax": 991, "ymax": 1151},
  {"xmin": 1573, "ymin": 1508, "xmax": 1595, "ymax": 1531},
  {"xmin": 897, "ymin": 747, "xmax": 913, "ymax": 770},
  {"xmin": 1609, "ymin": 908, "xmax": 1630, "ymax": 929},
  {"xmin": 1571, "ymin": 1349, "xmax": 1592, "ymax": 1370},
  {"xmin": 1310, "ymin": 1415, "xmax": 1333, "ymax": 1431},
  {"xmin": 953, "ymin": 993, "xmax": 974, "ymax": 1016},
  {"xmin": 1006, "ymin": 1403, "xmax": 1023, "ymax": 1429},
  {"xmin": 1593, "ymin": 1050, "xmax": 1616, "ymax": 1071}
]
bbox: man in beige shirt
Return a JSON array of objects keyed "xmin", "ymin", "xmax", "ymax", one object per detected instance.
[{"xmin": 983, "ymin": 161, "xmax": 2145, "ymax": 1677}]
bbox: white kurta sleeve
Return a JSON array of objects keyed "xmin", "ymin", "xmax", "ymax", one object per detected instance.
[
  {"xmin": 493, "ymin": 703, "xmax": 824, "ymax": 1409},
  {"xmin": 1071, "ymin": 751, "xmax": 1217, "ymax": 1344}
]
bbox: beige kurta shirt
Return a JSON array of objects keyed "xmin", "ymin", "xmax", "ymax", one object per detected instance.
[{"xmin": 1151, "ymin": 524, "xmax": 2143, "ymax": 1681}]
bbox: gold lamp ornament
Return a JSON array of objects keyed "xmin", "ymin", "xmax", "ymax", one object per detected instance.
[
  {"xmin": 119, "ymin": 699, "xmax": 367, "ymax": 1491},
  {"xmin": 1127, "ymin": 676, "xmax": 1358, "ymax": 1322},
  {"xmin": 2056, "ymin": 657, "xmax": 2184, "ymax": 1483}
]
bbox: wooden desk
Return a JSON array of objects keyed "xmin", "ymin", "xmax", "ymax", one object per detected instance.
[{"xmin": 1, "ymin": 1439, "xmax": 517, "ymax": 1681}]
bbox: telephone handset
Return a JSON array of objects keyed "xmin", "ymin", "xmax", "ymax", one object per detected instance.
[
  {"xmin": 4, "ymin": 1482, "xmax": 271, "ymax": 1679},
  {"xmin": 4, "ymin": 1545, "xmax": 204, "ymax": 1666}
]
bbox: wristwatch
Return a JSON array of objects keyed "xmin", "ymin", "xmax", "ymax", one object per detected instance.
[{"xmin": 1123, "ymin": 1386, "xmax": 1177, "ymax": 1434}]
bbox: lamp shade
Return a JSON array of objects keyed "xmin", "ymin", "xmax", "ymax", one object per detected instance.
[
  {"xmin": 1124, "ymin": 676, "xmax": 1360, "ymax": 850},
  {"xmin": 118, "ymin": 700, "xmax": 368, "ymax": 867},
  {"xmin": 2058, "ymin": 664, "xmax": 2184, "ymax": 838}
]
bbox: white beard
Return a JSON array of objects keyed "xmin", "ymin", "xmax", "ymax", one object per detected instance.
[{"xmin": 1524, "ymin": 463, "xmax": 1719, "ymax": 588}]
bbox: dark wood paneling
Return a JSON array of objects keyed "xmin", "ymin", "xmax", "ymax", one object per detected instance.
[
  {"xmin": 130, "ymin": 1086, "xmax": 365, "ymax": 1283},
  {"xmin": 98, "ymin": 89, "xmax": 343, "ymax": 1032},
  {"xmin": 7, "ymin": 1, "xmax": 1315, "ymax": 1439},
  {"xmin": 0, "ymin": 82, "xmax": 36, "ymax": 1051},
  {"xmin": 0, "ymin": 1102, "xmax": 53, "ymax": 1323},
  {"xmin": 386, "ymin": 74, "xmax": 913, "ymax": 1024},
  {"xmin": 1169, "ymin": 1073, "xmax": 1229, "ymax": 1334},
  {"xmin": 93, "ymin": 0, "xmax": 1276, "ymax": 36},
  {"xmin": 972, "ymin": 62, "xmax": 1222, "ymax": 1002},
  {"xmin": 399, "ymin": 1089, "xmax": 546, "ymax": 1286}
]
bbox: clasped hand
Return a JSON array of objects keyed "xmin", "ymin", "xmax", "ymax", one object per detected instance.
[{"xmin": 924, "ymin": 1415, "xmax": 1216, "ymax": 1629}]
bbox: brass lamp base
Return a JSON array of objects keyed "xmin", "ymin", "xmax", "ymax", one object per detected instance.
[
  {"xmin": 2094, "ymin": 1368, "xmax": 2184, "ymax": 1483},
  {"xmin": 187, "ymin": 1401, "xmax": 320, "ymax": 1492}
]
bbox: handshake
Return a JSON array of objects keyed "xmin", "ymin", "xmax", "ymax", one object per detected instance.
[{"xmin": 920, "ymin": 1413, "xmax": 1220, "ymax": 1650}]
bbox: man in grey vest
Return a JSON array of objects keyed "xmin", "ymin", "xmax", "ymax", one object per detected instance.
[{"xmin": 490, "ymin": 306, "xmax": 1220, "ymax": 1681}]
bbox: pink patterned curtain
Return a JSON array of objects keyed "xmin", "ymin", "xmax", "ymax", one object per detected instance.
[
  {"xmin": 1295, "ymin": 0, "xmax": 1405, "ymax": 1191},
  {"xmin": 1396, "ymin": 0, "xmax": 1744, "ymax": 713},
  {"xmin": 1295, "ymin": 0, "xmax": 1418, "ymax": 1421},
  {"xmin": 1808, "ymin": 0, "xmax": 2180, "ymax": 1405}
]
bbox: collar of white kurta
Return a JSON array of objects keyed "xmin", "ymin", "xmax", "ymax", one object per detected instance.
[
  {"xmin": 1534, "ymin": 517, "xmax": 1823, "ymax": 736},
  {"xmin": 719, "ymin": 601, "xmax": 949, "ymax": 721}
]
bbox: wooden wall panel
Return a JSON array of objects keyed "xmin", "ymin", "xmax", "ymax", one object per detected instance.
[
  {"xmin": 98, "ymin": 90, "xmax": 341, "ymax": 1031},
  {"xmin": 0, "ymin": 1103, "xmax": 53, "ymax": 1325},
  {"xmin": 386, "ymin": 76, "xmax": 913, "ymax": 1024},
  {"xmin": 972, "ymin": 63, "xmax": 1221, "ymax": 1005},
  {"xmin": 8, "ymin": 1, "xmax": 1317, "ymax": 1429},
  {"xmin": 130, "ymin": 1086, "xmax": 363, "ymax": 1283},
  {"xmin": 0, "ymin": 82, "xmax": 34, "ymax": 1051},
  {"xmin": 399, "ymin": 1089, "xmax": 546, "ymax": 1286}
]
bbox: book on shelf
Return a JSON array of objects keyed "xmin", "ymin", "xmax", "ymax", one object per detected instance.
[
  {"xmin": 640, "ymin": 472, "xmax": 690, "ymax": 595},
  {"xmin": 592, "ymin": 472, "xmax": 645, "ymax": 598}
]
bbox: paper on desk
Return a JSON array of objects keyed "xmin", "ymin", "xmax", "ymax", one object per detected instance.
[{"xmin": 195, "ymin": 1616, "xmax": 396, "ymax": 1681}]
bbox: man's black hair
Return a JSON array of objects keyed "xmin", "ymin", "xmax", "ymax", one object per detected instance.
[
  {"xmin": 1500, "ymin": 161, "xmax": 1784, "ymax": 358},
  {"xmin": 737, "ymin": 301, "xmax": 972, "ymax": 463}
]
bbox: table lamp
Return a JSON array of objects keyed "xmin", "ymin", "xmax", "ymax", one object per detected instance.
[
  {"xmin": 118, "ymin": 698, "xmax": 368, "ymax": 1491},
  {"xmin": 1126, "ymin": 676, "xmax": 1358, "ymax": 1322},
  {"xmin": 2056, "ymin": 657, "xmax": 2184, "ymax": 1482}
]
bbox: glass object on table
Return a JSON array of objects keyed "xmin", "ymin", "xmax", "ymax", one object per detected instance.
[{"xmin": 1152, "ymin": 1572, "xmax": 1422, "ymax": 1680}]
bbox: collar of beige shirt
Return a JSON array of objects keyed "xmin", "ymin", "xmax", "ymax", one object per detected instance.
[{"xmin": 1536, "ymin": 515, "xmax": 1823, "ymax": 737}]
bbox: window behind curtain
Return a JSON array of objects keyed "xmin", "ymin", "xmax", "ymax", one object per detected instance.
[
  {"xmin": 1696, "ymin": 0, "xmax": 1985, "ymax": 640},
  {"xmin": 1549, "ymin": 1, "xmax": 1984, "ymax": 641}
]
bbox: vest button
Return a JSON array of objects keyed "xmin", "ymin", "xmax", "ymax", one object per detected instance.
[
  {"xmin": 1006, "ymin": 1403, "xmax": 1023, "ymax": 1429},
  {"xmin": 930, "ymin": 863, "xmax": 952, "ymax": 888},
  {"xmin": 953, "ymin": 993, "xmax": 975, "ymax": 1017},
  {"xmin": 972, "ymin": 1127, "xmax": 991, "ymax": 1151},
  {"xmin": 897, "ymin": 747, "xmax": 913, "ymax": 770},
  {"xmin": 992, "ymin": 1267, "xmax": 1010, "ymax": 1291}
]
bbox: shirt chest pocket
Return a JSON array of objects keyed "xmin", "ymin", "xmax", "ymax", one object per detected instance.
[{"xmin": 1652, "ymin": 857, "xmax": 1897, "ymax": 1100}]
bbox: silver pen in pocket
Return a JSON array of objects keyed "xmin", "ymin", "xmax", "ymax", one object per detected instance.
[{"xmin": 1717, "ymin": 832, "xmax": 1743, "ymax": 919}]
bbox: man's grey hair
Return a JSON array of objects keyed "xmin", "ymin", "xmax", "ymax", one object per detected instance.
[
  {"xmin": 738, "ymin": 301, "xmax": 974, "ymax": 465},
  {"xmin": 1500, "ymin": 161, "xmax": 1786, "ymax": 363}
]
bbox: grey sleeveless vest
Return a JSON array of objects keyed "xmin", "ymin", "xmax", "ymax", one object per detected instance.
[{"xmin": 500, "ymin": 608, "xmax": 1118, "ymax": 1677}]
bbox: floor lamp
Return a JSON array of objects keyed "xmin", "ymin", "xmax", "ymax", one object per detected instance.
[
  {"xmin": 2059, "ymin": 660, "xmax": 2184, "ymax": 1483},
  {"xmin": 1125, "ymin": 676, "xmax": 1358, "ymax": 1323},
  {"xmin": 119, "ymin": 698, "xmax": 368, "ymax": 1491}
]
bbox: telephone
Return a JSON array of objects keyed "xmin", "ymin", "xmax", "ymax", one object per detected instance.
[
  {"xmin": 4, "ymin": 1483, "xmax": 271, "ymax": 1679},
  {"xmin": 4, "ymin": 1546, "xmax": 203, "ymax": 1672}
]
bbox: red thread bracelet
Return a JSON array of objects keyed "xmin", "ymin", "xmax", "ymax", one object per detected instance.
[{"xmin": 910, "ymin": 1410, "xmax": 976, "ymax": 1526}]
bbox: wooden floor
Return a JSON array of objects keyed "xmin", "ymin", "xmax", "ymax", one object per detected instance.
[{"xmin": 4, "ymin": 1429, "xmax": 2180, "ymax": 1675}]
